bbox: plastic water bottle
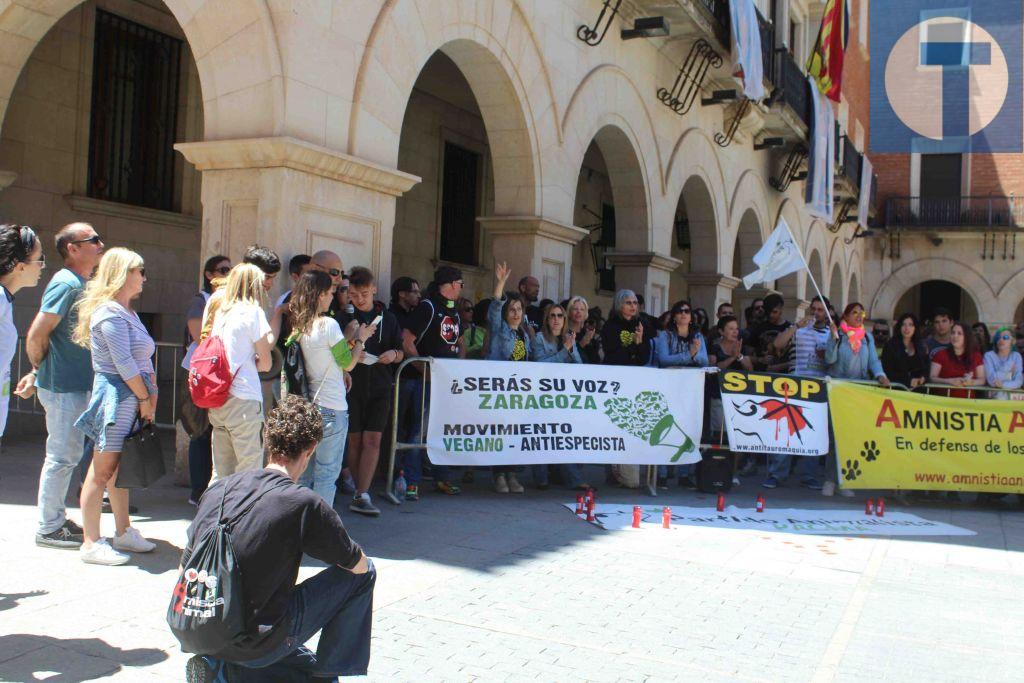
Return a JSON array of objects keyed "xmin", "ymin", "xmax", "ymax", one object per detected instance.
[{"xmin": 393, "ymin": 470, "xmax": 407, "ymax": 503}]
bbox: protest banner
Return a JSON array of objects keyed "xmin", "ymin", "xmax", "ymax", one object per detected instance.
[
  {"xmin": 829, "ymin": 380, "xmax": 1024, "ymax": 493},
  {"xmin": 719, "ymin": 370, "xmax": 829, "ymax": 456},
  {"xmin": 564, "ymin": 502, "xmax": 975, "ymax": 536},
  {"xmin": 426, "ymin": 359, "xmax": 706, "ymax": 466}
]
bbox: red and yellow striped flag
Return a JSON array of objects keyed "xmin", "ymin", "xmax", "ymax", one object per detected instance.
[{"xmin": 807, "ymin": 0, "xmax": 849, "ymax": 102}]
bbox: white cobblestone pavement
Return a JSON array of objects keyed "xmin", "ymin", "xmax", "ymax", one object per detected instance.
[{"xmin": 2, "ymin": 433, "xmax": 1024, "ymax": 682}]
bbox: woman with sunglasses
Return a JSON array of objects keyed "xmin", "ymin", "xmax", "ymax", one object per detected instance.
[
  {"xmin": 655, "ymin": 301, "xmax": 709, "ymax": 370},
  {"xmin": 530, "ymin": 303, "xmax": 590, "ymax": 490},
  {"xmin": 0, "ymin": 224, "xmax": 45, "ymax": 436},
  {"xmin": 881, "ymin": 313, "xmax": 930, "ymax": 390},
  {"xmin": 459, "ymin": 297, "xmax": 485, "ymax": 359},
  {"xmin": 180, "ymin": 255, "xmax": 230, "ymax": 505},
  {"xmin": 984, "ymin": 326, "xmax": 1022, "ymax": 401},
  {"xmin": 72, "ymin": 248, "xmax": 156, "ymax": 565}
]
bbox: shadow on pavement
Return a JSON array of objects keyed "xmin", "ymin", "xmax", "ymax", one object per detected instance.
[
  {"xmin": 0, "ymin": 590, "xmax": 47, "ymax": 612},
  {"xmin": 0, "ymin": 634, "xmax": 167, "ymax": 682}
]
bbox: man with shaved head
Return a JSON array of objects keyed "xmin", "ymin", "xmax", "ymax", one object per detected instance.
[{"xmin": 17, "ymin": 222, "xmax": 104, "ymax": 549}]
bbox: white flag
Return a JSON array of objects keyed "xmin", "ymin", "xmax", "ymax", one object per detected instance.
[
  {"xmin": 858, "ymin": 156, "xmax": 873, "ymax": 229},
  {"xmin": 730, "ymin": 0, "xmax": 765, "ymax": 100},
  {"xmin": 742, "ymin": 218, "xmax": 804, "ymax": 289}
]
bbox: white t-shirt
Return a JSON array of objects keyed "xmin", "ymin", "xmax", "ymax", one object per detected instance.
[
  {"xmin": 300, "ymin": 316, "xmax": 350, "ymax": 412},
  {"xmin": 211, "ymin": 302, "xmax": 272, "ymax": 403}
]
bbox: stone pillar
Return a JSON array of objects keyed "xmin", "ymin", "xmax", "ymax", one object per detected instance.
[
  {"xmin": 175, "ymin": 137, "xmax": 421, "ymax": 299},
  {"xmin": 478, "ymin": 217, "xmax": 589, "ymax": 303},
  {"xmin": 604, "ymin": 252, "xmax": 683, "ymax": 315},
  {"xmin": 683, "ymin": 272, "xmax": 741, "ymax": 316}
]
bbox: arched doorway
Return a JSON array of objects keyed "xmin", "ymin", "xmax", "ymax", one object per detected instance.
[
  {"xmin": 0, "ymin": 0, "xmax": 205, "ymax": 338},
  {"xmin": 570, "ymin": 125, "xmax": 650, "ymax": 313},
  {"xmin": 829, "ymin": 264, "xmax": 844, "ymax": 308},
  {"xmin": 668, "ymin": 175, "xmax": 718, "ymax": 306},
  {"xmin": 731, "ymin": 208, "xmax": 763, "ymax": 313},
  {"xmin": 895, "ymin": 280, "xmax": 981, "ymax": 324},
  {"xmin": 849, "ymin": 273, "xmax": 861, "ymax": 307},
  {"xmin": 392, "ymin": 50, "xmax": 496, "ymax": 298}
]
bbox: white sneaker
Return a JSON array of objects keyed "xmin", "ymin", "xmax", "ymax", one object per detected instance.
[
  {"xmin": 81, "ymin": 539, "xmax": 130, "ymax": 565},
  {"xmin": 838, "ymin": 487, "xmax": 855, "ymax": 498},
  {"xmin": 822, "ymin": 480, "xmax": 836, "ymax": 497},
  {"xmin": 507, "ymin": 473, "xmax": 525, "ymax": 494},
  {"xmin": 494, "ymin": 474, "xmax": 509, "ymax": 494},
  {"xmin": 112, "ymin": 527, "xmax": 156, "ymax": 553},
  {"xmin": 732, "ymin": 476, "xmax": 741, "ymax": 487}
]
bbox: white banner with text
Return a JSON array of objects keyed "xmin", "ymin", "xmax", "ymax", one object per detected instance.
[{"xmin": 426, "ymin": 359, "xmax": 706, "ymax": 465}]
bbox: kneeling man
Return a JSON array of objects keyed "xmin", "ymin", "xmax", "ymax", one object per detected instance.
[{"xmin": 184, "ymin": 395, "xmax": 374, "ymax": 682}]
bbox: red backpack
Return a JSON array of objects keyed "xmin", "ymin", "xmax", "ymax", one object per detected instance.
[{"xmin": 188, "ymin": 335, "xmax": 235, "ymax": 408}]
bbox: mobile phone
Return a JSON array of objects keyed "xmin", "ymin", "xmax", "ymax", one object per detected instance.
[{"xmin": 370, "ymin": 314, "xmax": 383, "ymax": 327}]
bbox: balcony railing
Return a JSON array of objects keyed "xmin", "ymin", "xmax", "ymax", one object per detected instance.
[
  {"xmin": 693, "ymin": 0, "xmax": 776, "ymax": 90},
  {"xmin": 842, "ymin": 136, "xmax": 862, "ymax": 187},
  {"xmin": 886, "ymin": 196, "xmax": 1024, "ymax": 230},
  {"xmin": 777, "ymin": 49, "xmax": 811, "ymax": 129}
]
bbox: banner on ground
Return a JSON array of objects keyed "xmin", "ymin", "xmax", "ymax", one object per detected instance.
[
  {"xmin": 829, "ymin": 380, "xmax": 1024, "ymax": 493},
  {"xmin": 719, "ymin": 370, "xmax": 829, "ymax": 456},
  {"xmin": 564, "ymin": 503, "xmax": 975, "ymax": 536},
  {"xmin": 426, "ymin": 359, "xmax": 705, "ymax": 466}
]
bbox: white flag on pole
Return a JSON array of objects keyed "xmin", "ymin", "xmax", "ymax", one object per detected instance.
[{"xmin": 742, "ymin": 217, "xmax": 805, "ymax": 289}]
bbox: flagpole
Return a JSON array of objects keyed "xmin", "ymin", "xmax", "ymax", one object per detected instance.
[{"xmin": 790, "ymin": 232, "xmax": 835, "ymax": 329}]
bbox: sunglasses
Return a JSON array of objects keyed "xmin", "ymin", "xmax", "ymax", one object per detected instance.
[
  {"xmin": 71, "ymin": 235, "xmax": 102, "ymax": 245},
  {"xmin": 336, "ymin": 285, "xmax": 349, "ymax": 293},
  {"xmin": 550, "ymin": 312, "xmax": 565, "ymax": 319},
  {"xmin": 997, "ymin": 333, "xmax": 1013, "ymax": 341},
  {"xmin": 675, "ymin": 308, "xmax": 691, "ymax": 314},
  {"xmin": 26, "ymin": 253, "xmax": 45, "ymax": 266},
  {"xmin": 213, "ymin": 266, "xmax": 231, "ymax": 275},
  {"xmin": 135, "ymin": 267, "xmax": 146, "ymax": 277},
  {"xmin": 461, "ymin": 307, "xmax": 473, "ymax": 312}
]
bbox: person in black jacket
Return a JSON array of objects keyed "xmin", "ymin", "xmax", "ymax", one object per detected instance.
[
  {"xmin": 601, "ymin": 289, "xmax": 650, "ymax": 366},
  {"xmin": 345, "ymin": 267, "xmax": 404, "ymax": 516},
  {"xmin": 881, "ymin": 313, "xmax": 930, "ymax": 390}
]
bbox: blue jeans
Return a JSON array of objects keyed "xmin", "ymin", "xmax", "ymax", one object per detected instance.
[
  {"xmin": 397, "ymin": 377, "xmax": 448, "ymax": 484},
  {"xmin": 189, "ymin": 430, "xmax": 213, "ymax": 501},
  {"xmin": 35, "ymin": 388, "xmax": 90, "ymax": 535},
  {"xmin": 237, "ymin": 561, "xmax": 376, "ymax": 678},
  {"xmin": 768, "ymin": 453, "xmax": 820, "ymax": 482},
  {"xmin": 299, "ymin": 406, "xmax": 348, "ymax": 506}
]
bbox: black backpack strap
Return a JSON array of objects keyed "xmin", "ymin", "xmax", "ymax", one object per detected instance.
[
  {"xmin": 415, "ymin": 299, "xmax": 436, "ymax": 347},
  {"xmin": 217, "ymin": 477, "xmax": 291, "ymax": 530}
]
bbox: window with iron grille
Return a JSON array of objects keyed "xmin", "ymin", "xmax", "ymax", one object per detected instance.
[
  {"xmin": 88, "ymin": 10, "xmax": 182, "ymax": 212},
  {"xmin": 439, "ymin": 142, "xmax": 480, "ymax": 265}
]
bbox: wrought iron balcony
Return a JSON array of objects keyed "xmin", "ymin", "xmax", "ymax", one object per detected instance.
[
  {"xmin": 841, "ymin": 136, "xmax": 862, "ymax": 187},
  {"xmin": 777, "ymin": 50, "xmax": 811, "ymax": 130},
  {"xmin": 885, "ymin": 196, "xmax": 1024, "ymax": 231}
]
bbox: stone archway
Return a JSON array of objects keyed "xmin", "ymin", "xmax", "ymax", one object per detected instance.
[
  {"xmin": 870, "ymin": 258, "xmax": 998, "ymax": 322},
  {"xmin": 668, "ymin": 174, "xmax": 719, "ymax": 306},
  {"xmin": 731, "ymin": 208, "xmax": 764, "ymax": 312},
  {"xmin": 829, "ymin": 263, "xmax": 844, "ymax": 307},
  {"xmin": 349, "ymin": 1, "xmax": 552, "ymax": 218},
  {"xmin": 0, "ymin": 0, "xmax": 281, "ymax": 139}
]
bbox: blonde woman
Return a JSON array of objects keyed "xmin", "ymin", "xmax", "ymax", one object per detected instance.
[
  {"xmin": 203, "ymin": 263, "xmax": 274, "ymax": 479},
  {"xmin": 73, "ymin": 248, "xmax": 156, "ymax": 565}
]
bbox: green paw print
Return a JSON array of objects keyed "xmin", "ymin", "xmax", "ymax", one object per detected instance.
[
  {"xmin": 861, "ymin": 441, "xmax": 879, "ymax": 462},
  {"xmin": 842, "ymin": 459, "xmax": 861, "ymax": 481}
]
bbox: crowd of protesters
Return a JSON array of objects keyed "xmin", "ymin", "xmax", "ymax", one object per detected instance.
[{"xmin": 6, "ymin": 221, "xmax": 1024, "ymax": 569}]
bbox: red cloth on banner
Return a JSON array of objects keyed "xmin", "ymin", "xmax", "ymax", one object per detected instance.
[{"xmin": 931, "ymin": 348, "xmax": 984, "ymax": 399}]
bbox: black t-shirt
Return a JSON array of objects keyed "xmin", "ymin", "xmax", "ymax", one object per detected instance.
[
  {"xmin": 350, "ymin": 304, "xmax": 403, "ymax": 395},
  {"xmin": 182, "ymin": 469, "xmax": 363, "ymax": 661},
  {"xmin": 747, "ymin": 320, "xmax": 795, "ymax": 371},
  {"xmin": 404, "ymin": 294, "xmax": 461, "ymax": 358},
  {"xmin": 524, "ymin": 304, "xmax": 542, "ymax": 334}
]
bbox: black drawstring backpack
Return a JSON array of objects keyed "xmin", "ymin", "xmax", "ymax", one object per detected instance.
[{"xmin": 167, "ymin": 479, "xmax": 288, "ymax": 654}]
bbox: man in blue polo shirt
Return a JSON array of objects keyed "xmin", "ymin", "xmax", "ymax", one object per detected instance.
[{"xmin": 16, "ymin": 222, "xmax": 103, "ymax": 548}]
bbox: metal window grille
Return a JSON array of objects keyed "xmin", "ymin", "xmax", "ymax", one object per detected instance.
[
  {"xmin": 439, "ymin": 142, "xmax": 480, "ymax": 265},
  {"xmin": 87, "ymin": 10, "xmax": 182, "ymax": 212}
]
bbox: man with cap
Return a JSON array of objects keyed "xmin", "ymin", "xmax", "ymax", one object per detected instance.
[{"xmin": 399, "ymin": 265, "xmax": 464, "ymax": 498}]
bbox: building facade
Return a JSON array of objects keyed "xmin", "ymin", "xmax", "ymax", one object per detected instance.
[{"xmin": 0, "ymin": 0, "xmax": 881, "ymax": 341}]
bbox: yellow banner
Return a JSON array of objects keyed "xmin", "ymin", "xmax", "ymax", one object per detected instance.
[{"xmin": 828, "ymin": 381, "xmax": 1024, "ymax": 493}]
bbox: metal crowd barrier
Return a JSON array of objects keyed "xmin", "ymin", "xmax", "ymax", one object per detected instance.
[
  {"xmin": 384, "ymin": 356, "xmax": 431, "ymax": 504},
  {"xmin": 10, "ymin": 338, "xmax": 184, "ymax": 430}
]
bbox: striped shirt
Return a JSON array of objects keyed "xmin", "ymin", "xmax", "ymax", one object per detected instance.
[{"xmin": 794, "ymin": 324, "xmax": 831, "ymax": 377}]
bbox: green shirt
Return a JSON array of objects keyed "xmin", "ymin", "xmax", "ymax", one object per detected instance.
[{"xmin": 36, "ymin": 269, "xmax": 93, "ymax": 393}]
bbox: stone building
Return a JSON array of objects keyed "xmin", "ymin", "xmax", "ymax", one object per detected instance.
[{"xmin": 0, "ymin": 0, "xmax": 878, "ymax": 343}]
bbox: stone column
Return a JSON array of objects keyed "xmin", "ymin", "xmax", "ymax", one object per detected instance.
[
  {"xmin": 604, "ymin": 252, "xmax": 683, "ymax": 315},
  {"xmin": 175, "ymin": 137, "xmax": 420, "ymax": 299},
  {"xmin": 683, "ymin": 272, "xmax": 741, "ymax": 316},
  {"xmin": 478, "ymin": 217, "xmax": 589, "ymax": 303}
]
